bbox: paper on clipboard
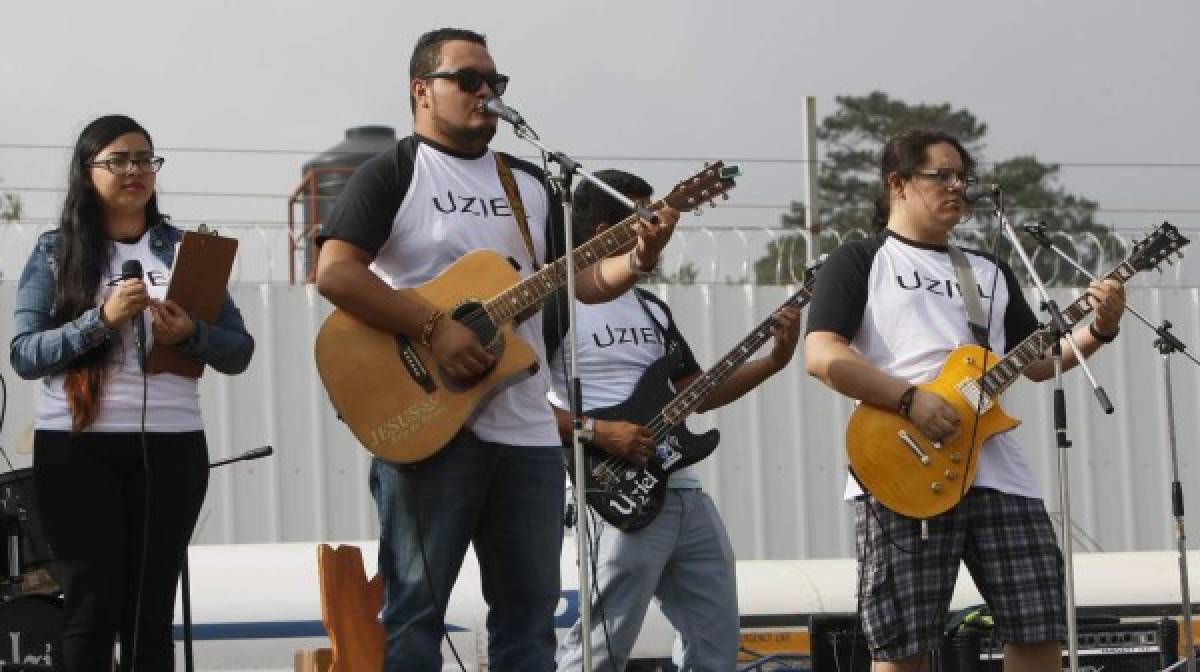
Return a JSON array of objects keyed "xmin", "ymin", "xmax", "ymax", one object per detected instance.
[{"xmin": 146, "ymin": 231, "xmax": 238, "ymax": 378}]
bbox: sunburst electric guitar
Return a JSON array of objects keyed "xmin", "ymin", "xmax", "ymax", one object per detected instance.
[
  {"xmin": 571, "ymin": 266, "xmax": 819, "ymax": 531},
  {"xmin": 315, "ymin": 162, "xmax": 739, "ymax": 463},
  {"xmin": 846, "ymin": 222, "xmax": 1189, "ymax": 519}
]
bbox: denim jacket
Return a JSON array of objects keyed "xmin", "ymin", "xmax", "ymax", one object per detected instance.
[{"xmin": 10, "ymin": 221, "xmax": 254, "ymax": 379}]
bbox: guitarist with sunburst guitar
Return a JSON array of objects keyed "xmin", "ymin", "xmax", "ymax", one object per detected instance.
[
  {"xmin": 804, "ymin": 129, "xmax": 1134, "ymax": 672},
  {"xmin": 543, "ymin": 170, "xmax": 803, "ymax": 671},
  {"xmin": 311, "ymin": 29, "xmax": 681, "ymax": 670}
]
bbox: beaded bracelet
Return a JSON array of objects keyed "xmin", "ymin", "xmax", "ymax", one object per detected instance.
[{"xmin": 418, "ymin": 310, "xmax": 444, "ymax": 348}]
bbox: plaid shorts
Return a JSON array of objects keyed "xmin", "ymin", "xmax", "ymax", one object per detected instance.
[{"xmin": 854, "ymin": 487, "xmax": 1066, "ymax": 661}]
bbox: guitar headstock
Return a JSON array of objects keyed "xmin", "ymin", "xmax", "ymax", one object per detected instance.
[
  {"xmin": 662, "ymin": 161, "xmax": 740, "ymax": 214},
  {"xmin": 1126, "ymin": 222, "xmax": 1190, "ymax": 272}
]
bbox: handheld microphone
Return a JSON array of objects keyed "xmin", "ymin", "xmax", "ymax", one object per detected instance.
[
  {"xmin": 120, "ymin": 259, "xmax": 147, "ymax": 370},
  {"xmin": 483, "ymin": 96, "xmax": 526, "ymax": 127},
  {"xmin": 964, "ymin": 183, "xmax": 1001, "ymax": 204}
]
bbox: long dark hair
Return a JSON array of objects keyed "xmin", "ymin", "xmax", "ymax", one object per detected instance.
[
  {"xmin": 55, "ymin": 114, "xmax": 163, "ymax": 430},
  {"xmin": 871, "ymin": 128, "xmax": 975, "ymax": 231}
]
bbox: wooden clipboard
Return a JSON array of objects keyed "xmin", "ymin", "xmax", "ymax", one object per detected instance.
[{"xmin": 146, "ymin": 231, "xmax": 238, "ymax": 378}]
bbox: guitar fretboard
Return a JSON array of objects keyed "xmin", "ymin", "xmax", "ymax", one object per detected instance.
[
  {"xmin": 482, "ymin": 201, "xmax": 659, "ymax": 325},
  {"xmin": 660, "ymin": 285, "xmax": 814, "ymax": 426},
  {"xmin": 978, "ymin": 260, "xmax": 1137, "ymax": 397}
]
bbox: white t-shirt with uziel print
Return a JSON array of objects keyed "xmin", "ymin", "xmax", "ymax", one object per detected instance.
[
  {"xmin": 318, "ymin": 135, "xmax": 564, "ymax": 447},
  {"xmin": 37, "ymin": 235, "xmax": 204, "ymax": 432},
  {"xmin": 804, "ymin": 230, "xmax": 1043, "ymax": 501}
]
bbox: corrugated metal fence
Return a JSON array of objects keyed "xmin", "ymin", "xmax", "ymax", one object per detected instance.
[{"xmin": 2, "ymin": 283, "xmax": 1198, "ymax": 560}]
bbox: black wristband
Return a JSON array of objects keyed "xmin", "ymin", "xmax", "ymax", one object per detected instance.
[
  {"xmin": 897, "ymin": 385, "xmax": 918, "ymax": 419},
  {"xmin": 1089, "ymin": 322, "xmax": 1119, "ymax": 344}
]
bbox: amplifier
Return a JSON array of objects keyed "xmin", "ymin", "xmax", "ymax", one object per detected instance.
[
  {"xmin": 809, "ymin": 615, "xmax": 1178, "ymax": 672},
  {"xmin": 951, "ymin": 620, "xmax": 1178, "ymax": 672}
]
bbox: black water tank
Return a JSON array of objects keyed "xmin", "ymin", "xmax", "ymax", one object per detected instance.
[{"xmin": 300, "ymin": 125, "xmax": 397, "ymax": 280}]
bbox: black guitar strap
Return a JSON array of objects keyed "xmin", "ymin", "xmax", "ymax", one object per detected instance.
[
  {"xmin": 947, "ymin": 245, "xmax": 991, "ymax": 348},
  {"xmin": 633, "ymin": 289, "xmax": 672, "ymax": 351}
]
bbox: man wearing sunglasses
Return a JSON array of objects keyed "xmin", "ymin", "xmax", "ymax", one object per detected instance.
[{"xmin": 315, "ymin": 27, "xmax": 678, "ymax": 671}]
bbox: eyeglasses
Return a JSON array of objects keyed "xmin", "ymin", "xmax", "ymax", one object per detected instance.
[
  {"xmin": 913, "ymin": 168, "xmax": 976, "ymax": 189},
  {"xmin": 88, "ymin": 156, "xmax": 166, "ymax": 174},
  {"xmin": 421, "ymin": 69, "xmax": 509, "ymax": 96}
]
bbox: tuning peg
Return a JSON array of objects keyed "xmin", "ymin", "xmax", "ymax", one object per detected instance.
[{"xmin": 722, "ymin": 193, "xmax": 730, "ymax": 200}]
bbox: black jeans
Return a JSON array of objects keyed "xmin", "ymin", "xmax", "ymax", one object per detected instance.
[{"xmin": 34, "ymin": 430, "xmax": 209, "ymax": 672}]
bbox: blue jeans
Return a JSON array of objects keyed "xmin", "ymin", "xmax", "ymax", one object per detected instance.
[
  {"xmin": 556, "ymin": 489, "xmax": 739, "ymax": 671},
  {"xmin": 370, "ymin": 431, "xmax": 565, "ymax": 671}
]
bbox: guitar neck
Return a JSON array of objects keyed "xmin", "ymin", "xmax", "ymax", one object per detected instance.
[
  {"xmin": 659, "ymin": 285, "xmax": 814, "ymax": 426},
  {"xmin": 482, "ymin": 198, "xmax": 665, "ymax": 325},
  {"xmin": 979, "ymin": 260, "xmax": 1138, "ymax": 397}
]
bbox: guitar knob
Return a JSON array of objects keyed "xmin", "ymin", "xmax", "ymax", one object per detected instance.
[
  {"xmin": 932, "ymin": 442, "xmax": 942, "ymax": 450},
  {"xmin": 949, "ymin": 452, "xmax": 962, "ymax": 463},
  {"xmin": 931, "ymin": 482, "xmax": 944, "ymax": 494},
  {"xmin": 944, "ymin": 470, "xmax": 958, "ymax": 481}
]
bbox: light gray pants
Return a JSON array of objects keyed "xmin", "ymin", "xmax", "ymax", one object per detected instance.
[{"xmin": 556, "ymin": 489, "xmax": 739, "ymax": 671}]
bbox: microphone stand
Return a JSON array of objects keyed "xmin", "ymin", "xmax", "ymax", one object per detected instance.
[
  {"xmin": 493, "ymin": 103, "xmax": 657, "ymax": 672},
  {"xmin": 1024, "ymin": 223, "xmax": 1198, "ymax": 672},
  {"xmin": 180, "ymin": 445, "xmax": 274, "ymax": 672},
  {"xmin": 989, "ymin": 191, "xmax": 1113, "ymax": 672}
]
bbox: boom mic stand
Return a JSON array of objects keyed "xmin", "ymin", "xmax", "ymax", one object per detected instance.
[
  {"xmin": 488, "ymin": 96, "xmax": 659, "ymax": 672},
  {"xmin": 180, "ymin": 445, "xmax": 274, "ymax": 672},
  {"xmin": 983, "ymin": 189, "xmax": 1113, "ymax": 672},
  {"xmin": 1024, "ymin": 222, "xmax": 1198, "ymax": 672}
]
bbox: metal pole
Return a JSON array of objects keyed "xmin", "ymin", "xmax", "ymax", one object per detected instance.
[{"xmin": 802, "ymin": 96, "xmax": 820, "ymax": 266}]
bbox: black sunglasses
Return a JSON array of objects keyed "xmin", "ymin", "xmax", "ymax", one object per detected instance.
[{"xmin": 421, "ymin": 69, "xmax": 509, "ymax": 96}]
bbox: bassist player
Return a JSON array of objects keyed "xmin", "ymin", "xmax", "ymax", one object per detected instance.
[
  {"xmin": 804, "ymin": 128, "xmax": 1126, "ymax": 672},
  {"xmin": 314, "ymin": 29, "xmax": 678, "ymax": 671},
  {"xmin": 545, "ymin": 170, "xmax": 801, "ymax": 671}
]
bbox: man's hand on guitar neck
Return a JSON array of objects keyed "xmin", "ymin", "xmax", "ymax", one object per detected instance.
[
  {"xmin": 908, "ymin": 389, "xmax": 960, "ymax": 443},
  {"xmin": 631, "ymin": 206, "xmax": 680, "ymax": 273},
  {"xmin": 594, "ymin": 419, "xmax": 656, "ymax": 467},
  {"xmin": 430, "ymin": 317, "xmax": 495, "ymax": 382}
]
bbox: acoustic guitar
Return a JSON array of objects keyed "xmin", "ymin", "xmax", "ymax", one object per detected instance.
[{"xmin": 315, "ymin": 162, "xmax": 739, "ymax": 463}]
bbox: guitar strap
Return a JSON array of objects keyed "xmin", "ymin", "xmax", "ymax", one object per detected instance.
[
  {"xmin": 633, "ymin": 289, "xmax": 677, "ymax": 356},
  {"xmin": 494, "ymin": 153, "xmax": 541, "ymax": 271},
  {"xmin": 946, "ymin": 245, "xmax": 991, "ymax": 348}
]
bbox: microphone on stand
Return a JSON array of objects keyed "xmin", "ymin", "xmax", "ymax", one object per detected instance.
[
  {"xmin": 964, "ymin": 183, "xmax": 1001, "ymax": 204},
  {"xmin": 483, "ymin": 96, "xmax": 526, "ymax": 127},
  {"xmin": 120, "ymin": 259, "xmax": 148, "ymax": 370}
]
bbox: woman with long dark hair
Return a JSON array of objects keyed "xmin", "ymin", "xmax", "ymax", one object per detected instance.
[{"xmin": 10, "ymin": 115, "xmax": 254, "ymax": 670}]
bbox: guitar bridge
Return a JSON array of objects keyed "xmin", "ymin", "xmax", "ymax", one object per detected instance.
[{"xmin": 955, "ymin": 378, "xmax": 994, "ymax": 415}]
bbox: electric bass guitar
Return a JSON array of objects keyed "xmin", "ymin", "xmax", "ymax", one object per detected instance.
[
  {"xmin": 315, "ymin": 162, "xmax": 739, "ymax": 463},
  {"xmin": 572, "ymin": 267, "xmax": 819, "ymax": 531},
  {"xmin": 846, "ymin": 222, "xmax": 1189, "ymax": 519}
]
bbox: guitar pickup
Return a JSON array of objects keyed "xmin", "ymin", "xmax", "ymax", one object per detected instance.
[
  {"xmin": 955, "ymin": 378, "xmax": 994, "ymax": 415},
  {"xmin": 897, "ymin": 430, "xmax": 931, "ymax": 465}
]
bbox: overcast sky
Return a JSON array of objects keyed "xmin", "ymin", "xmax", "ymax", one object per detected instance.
[{"xmin": 3, "ymin": 0, "xmax": 1198, "ymax": 280}]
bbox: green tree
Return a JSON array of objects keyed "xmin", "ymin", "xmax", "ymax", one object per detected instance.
[
  {"xmin": 0, "ymin": 178, "xmax": 22, "ymax": 221},
  {"xmin": 754, "ymin": 92, "xmax": 1123, "ymax": 286}
]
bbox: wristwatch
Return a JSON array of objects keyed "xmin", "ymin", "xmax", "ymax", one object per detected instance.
[{"xmin": 578, "ymin": 417, "xmax": 596, "ymax": 445}]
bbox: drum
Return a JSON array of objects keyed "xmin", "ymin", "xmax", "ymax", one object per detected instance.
[
  {"xmin": 0, "ymin": 469, "xmax": 55, "ymax": 582},
  {"xmin": 0, "ymin": 594, "xmax": 62, "ymax": 668}
]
